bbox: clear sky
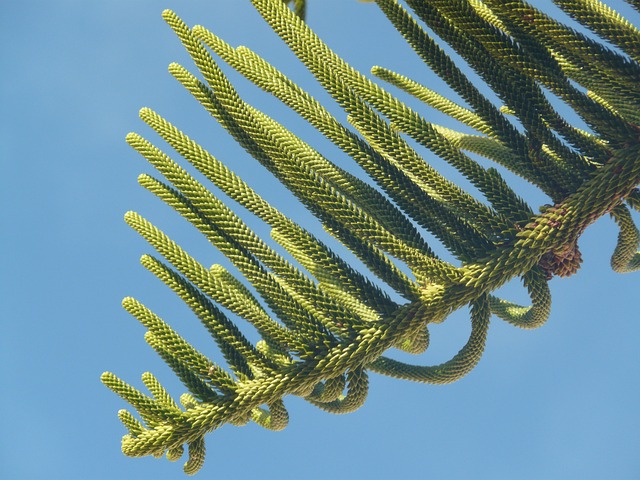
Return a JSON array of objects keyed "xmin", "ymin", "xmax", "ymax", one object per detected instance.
[{"xmin": 1, "ymin": 1, "xmax": 639, "ymax": 479}]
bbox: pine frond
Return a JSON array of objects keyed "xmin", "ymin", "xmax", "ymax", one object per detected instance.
[
  {"xmin": 553, "ymin": 0, "xmax": 640, "ymax": 62},
  {"xmin": 610, "ymin": 204, "xmax": 640, "ymax": 273}
]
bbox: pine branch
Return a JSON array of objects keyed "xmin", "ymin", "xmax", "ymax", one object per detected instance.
[{"xmin": 103, "ymin": 0, "xmax": 640, "ymax": 474}]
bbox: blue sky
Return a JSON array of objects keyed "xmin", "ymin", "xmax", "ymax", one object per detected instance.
[{"xmin": 1, "ymin": 1, "xmax": 639, "ymax": 479}]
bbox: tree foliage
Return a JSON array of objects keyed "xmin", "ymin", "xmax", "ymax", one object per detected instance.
[{"xmin": 103, "ymin": 0, "xmax": 640, "ymax": 474}]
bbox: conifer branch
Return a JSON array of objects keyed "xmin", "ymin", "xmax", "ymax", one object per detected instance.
[{"xmin": 103, "ymin": 0, "xmax": 640, "ymax": 474}]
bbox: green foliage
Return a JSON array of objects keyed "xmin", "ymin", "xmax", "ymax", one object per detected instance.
[{"xmin": 103, "ymin": 0, "xmax": 640, "ymax": 474}]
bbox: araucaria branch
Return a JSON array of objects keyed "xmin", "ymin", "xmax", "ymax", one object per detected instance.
[{"xmin": 103, "ymin": 0, "xmax": 640, "ymax": 474}]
